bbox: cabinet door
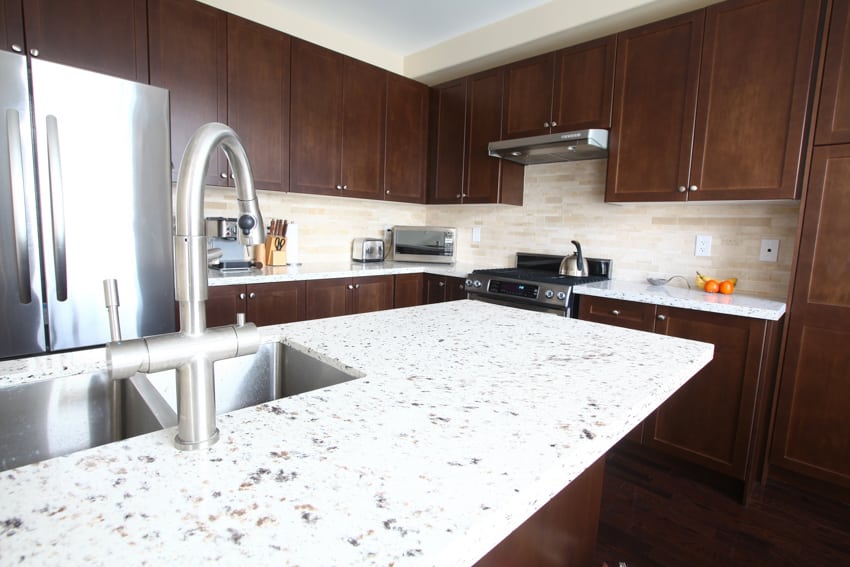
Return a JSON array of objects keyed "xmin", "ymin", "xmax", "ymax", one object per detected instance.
[
  {"xmin": 0, "ymin": 0, "xmax": 24, "ymax": 53},
  {"xmin": 502, "ymin": 53, "xmax": 554, "ymax": 138},
  {"xmin": 206, "ymin": 285, "xmax": 245, "ymax": 328},
  {"xmin": 394, "ymin": 273, "xmax": 423, "ymax": 308},
  {"xmin": 428, "ymin": 78, "xmax": 467, "ymax": 204},
  {"xmin": 815, "ymin": 0, "xmax": 850, "ymax": 145},
  {"xmin": 246, "ymin": 281, "xmax": 305, "ymax": 326},
  {"xmin": 384, "ymin": 74, "xmax": 428, "ymax": 203},
  {"xmin": 445, "ymin": 276, "xmax": 468, "ymax": 302},
  {"xmin": 290, "ymin": 39, "xmax": 343, "ymax": 196},
  {"xmin": 688, "ymin": 0, "xmax": 821, "ymax": 201},
  {"xmin": 771, "ymin": 145, "xmax": 850, "ymax": 489},
  {"xmin": 20, "ymin": 0, "xmax": 147, "ymax": 81},
  {"xmin": 464, "ymin": 68, "xmax": 503, "ymax": 204},
  {"xmin": 648, "ymin": 307, "xmax": 766, "ymax": 479},
  {"xmin": 227, "ymin": 15, "xmax": 290, "ymax": 192},
  {"xmin": 340, "ymin": 58, "xmax": 385, "ymax": 200},
  {"xmin": 577, "ymin": 295, "xmax": 656, "ymax": 331},
  {"xmin": 148, "ymin": 0, "xmax": 227, "ymax": 185},
  {"xmin": 423, "ymin": 274, "xmax": 447, "ymax": 304},
  {"xmin": 305, "ymin": 278, "xmax": 349, "ymax": 320},
  {"xmin": 551, "ymin": 36, "xmax": 616, "ymax": 131},
  {"xmin": 606, "ymin": 11, "xmax": 704, "ymax": 202},
  {"xmin": 351, "ymin": 276, "xmax": 394, "ymax": 314}
]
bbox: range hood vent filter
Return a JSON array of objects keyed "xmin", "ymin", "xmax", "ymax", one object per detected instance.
[{"xmin": 488, "ymin": 129, "xmax": 608, "ymax": 165}]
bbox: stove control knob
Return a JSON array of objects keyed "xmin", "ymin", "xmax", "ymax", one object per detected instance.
[
  {"xmin": 544, "ymin": 289, "xmax": 555, "ymax": 299},
  {"xmin": 556, "ymin": 291, "xmax": 567, "ymax": 301},
  {"xmin": 473, "ymin": 279, "xmax": 482, "ymax": 288},
  {"xmin": 465, "ymin": 279, "xmax": 473, "ymax": 287}
]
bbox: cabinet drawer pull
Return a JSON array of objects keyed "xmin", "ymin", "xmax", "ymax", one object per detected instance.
[
  {"xmin": 688, "ymin": 185, "xmax": 698, "ymax": 192},
  {"xmin": 677, "ymin": 186, "xmax": 687, "ymax": 193},
  {"xmin": 656, "ymin": 314, "xmax": 666, "ymax": 321},
  {"xmin": 347, "ymin": 284, "xmax": 354, "ymax": 290},
  {"xmin": 248, "ymin": 292, "xmax": 256, "ymax": 299},
  {"xmin": 239, "ymin": 292, "xmax": 246, "ymax": 300},
  {"xmin": 551, "ymin": 121, "xmax": 557, "ymax": 127},
  {"xmin": 544, "ymin": 121, "xmax": 550, "ymax": 128},
  {"xmin": 335, "ymin": 184, "xmax": 343, "ymax": 190},
  {"xmin": 220, "ymin": 172, "xmax": 227, "ymax": 179},
  {"xmin": 438, "ymin": 281, "xmax": 446, "ymax": 287},
  {"xmin": 354, "ymin": 283, "xmax": 360, "ymax": 289},
  {"xmin": 611, "ymin": 309, "xmax": 621, "ymax": 316},
  {"xmin": 11, "ymin": 44, "xmax": 23, "ymax": 53},
  {"xmin": 29, "ymin": 48, "xmax": 39, "ymax": 57}
]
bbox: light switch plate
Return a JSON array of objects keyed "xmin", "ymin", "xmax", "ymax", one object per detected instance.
[
  {"xmin": 695, "ymin": 234, "xmax": 712, "ymax": 257},
  {"xmin": 759, "ymin": 239, "xmax": 780, "ymax": 262}
]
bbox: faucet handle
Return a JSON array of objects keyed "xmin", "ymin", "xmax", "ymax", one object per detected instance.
[
  {"xmin": 102, "ymin": 278, "xmax": 122, "ymax": 342},
  {"xmin": 237, "ymin": 214, "xmax": 255, "ymax": 236}
]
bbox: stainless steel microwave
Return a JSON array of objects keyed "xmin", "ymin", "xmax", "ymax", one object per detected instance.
[{"xmin": 392, "ymin": 226, "xmax": 457, "ymax": 263}]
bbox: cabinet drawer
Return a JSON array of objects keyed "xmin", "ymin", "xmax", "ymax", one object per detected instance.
[{"xmin": 578, "ymin": 295, "xmax": 656, "ymax": 331}]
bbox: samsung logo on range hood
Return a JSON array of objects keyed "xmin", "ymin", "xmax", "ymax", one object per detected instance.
[{"xmin": 488, "ymin": 129, "xmax": 608, "ymax": 165}]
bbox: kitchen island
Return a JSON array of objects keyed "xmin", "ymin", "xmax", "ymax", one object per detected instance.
[{"xmin": 0, "ymin": 301, "xmax": 712, "ymax": 565}]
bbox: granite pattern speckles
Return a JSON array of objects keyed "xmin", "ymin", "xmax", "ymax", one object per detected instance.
[
  {"xmin": 208, "ymin": 260, "xmax": 480, "ymax": 286},
  {"xmin": 575, "ymin": 280, "xmax": 786, "ymax": 321},
  {"xmin": 0, "ymin": 301, "xmax": 712, "ymax": 566}
]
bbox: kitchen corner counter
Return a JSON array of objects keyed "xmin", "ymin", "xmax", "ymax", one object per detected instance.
[
  {"xmin": 0, "ymin": 301, "xmax": 712, "ymax": 566},
  {"xmin": 207, "ymin": 260, "xmax": 479, "ymax": 286},
  {"xmin": 574, "ymin": 280, "xmax": 786, "ymax": 321}
]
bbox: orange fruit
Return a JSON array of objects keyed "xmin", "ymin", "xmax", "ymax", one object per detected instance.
[
  {"xmin": 719, "ymin": 280, "xmax": 735, "ymax": 294},
  {"xmin": 704, "ymin": 279, "xmax": 720, "ymax": 293}
]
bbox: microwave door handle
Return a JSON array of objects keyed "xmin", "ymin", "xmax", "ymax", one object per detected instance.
[
  {"xmin": 6, "ymin": 109, "xmax": 32, "ymax": 304},
  {"xmin": 45, "ymin": 115, "xmax": 68, "ymax": 301}
]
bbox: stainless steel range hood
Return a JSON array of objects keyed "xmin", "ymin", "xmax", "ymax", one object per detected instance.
[{"xmin": 488, "ymin": 129, "xmax": 608, "ymax": 165}]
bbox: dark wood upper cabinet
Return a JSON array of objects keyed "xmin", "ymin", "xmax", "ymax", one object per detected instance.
[
  {"xmin": 227, "ymin": 15, "xmax": 290, "ymax": 192},
  {"xmin": 428, "ymin": 78, "xmax": 468, "ymax": 203},
  {"xmin": 607, "ymin": 0, "xmax": 821, "ymax": 202},
  {"xmin": 148, "ymin": 0, "xmax": 227, "ymax": 185},
  {"xmin": 384, "ymin": 74, "xmax": 429, "ymax": 203},
  {"xmin": 18, "ymin": 0, "xmax": 147, "ymax": 81},
  {"xmin": 0, "ymin": 0, "xmax": 24, "ymax": 53},
  {"xmin": 465, "ymin": 68, "xmax": 504, "ymax": 204},
  {"xmin": 291, "ymin": 39, "xmax": 385, "ymax": 199},
  {"xmin": 770, "ymin": 145, "xmax": 850, "ymax": 493},
  {"xmin": 502, "ymin": 53, "xmax": 555, "ymax": 139},
  {"xmin": 551, "ymin": 35, "xmax": 616, "ymax": 131},
  {"xmin": 502, "ymin": 36, "xmax": 616, "ymax": 139},
  {"xmin": 816, "ymin": 0, "xmax": 850, "ymax": 146},
  {"xmin": 606, "ymin": 11, "xmax": 704, "ymax": 203},
  {"xmin": 340, "ymin": 57, "xmax": 386, "ymax": 200},
  {"xmin": 688, "ymin": 0, "xmax": 821, "ymax": 201}
]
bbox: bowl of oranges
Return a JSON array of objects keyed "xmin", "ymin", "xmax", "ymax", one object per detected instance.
[{"xmin": 696, "ymin": 271, "xmax": 737, "ymax": 294}]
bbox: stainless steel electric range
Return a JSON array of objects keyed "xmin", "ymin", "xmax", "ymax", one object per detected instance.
[{"xmin": 465, "ymin": 253, "xmax": 612, "ymax": 316}]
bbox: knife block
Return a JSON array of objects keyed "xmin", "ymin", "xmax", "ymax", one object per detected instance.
[{"xmin": 265, "ymin": 236, "xmax": 287, "ymax": 266}]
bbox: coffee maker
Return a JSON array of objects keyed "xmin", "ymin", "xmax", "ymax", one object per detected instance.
[{"xmin": 206, "ymin": 217, "xmax": 251, "ymax": 270}]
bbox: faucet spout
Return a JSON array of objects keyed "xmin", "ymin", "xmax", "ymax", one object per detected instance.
[{"xmin": 106, "ymin": 122, "xmax": 266, "ymax": 451}]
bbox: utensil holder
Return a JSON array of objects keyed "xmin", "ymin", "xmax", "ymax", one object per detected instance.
[{"xmin": 265, "ymin": 236, "xmax": 287, "ymax": 266}]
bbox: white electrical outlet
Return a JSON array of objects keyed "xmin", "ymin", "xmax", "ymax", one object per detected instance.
[
  {"xmin": 759, "ymin": 238, "xmax": 780, "ymax": 262},
  {"xmin": 472, "ymin": 226, "xmax": 481, "ymax": 243},
  {"xmin": 695, "ymin": 234, "xmax": 712, "ymax": 257}
]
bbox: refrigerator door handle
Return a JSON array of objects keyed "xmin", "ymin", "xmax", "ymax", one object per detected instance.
[
  {"xmin": 45, "ymin": 114, "xmax": 68, "ymax": 301},
  {"xmin": 6, "ymin": 108, "xmax": 32, "ymax": 304}
]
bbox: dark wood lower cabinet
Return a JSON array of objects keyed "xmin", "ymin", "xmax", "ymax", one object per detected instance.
[
  {"xmin": 206, "ymin": 281, "xmax": 306, "ymax": 327},
  {"xmin": 305, "ymin": 276, "xmax": 394, "ymax": 320},
  {"xmin": 423, "ymin": 274, "xmax": 467, "ymax": 304},
  {"xmin": 475, "ymin": 456, "xmax": 605, "ymax": 566},
  {"xmin": 578, "ymin": 295, "xmax": 782, "ymax": 500},
  {"xmin": 393, "ymin": 273, "xmax": 423, "ymax": 308}
]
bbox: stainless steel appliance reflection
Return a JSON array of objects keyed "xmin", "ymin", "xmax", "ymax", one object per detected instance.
[{"xmin": 0, "ymin": 51, "xmax": 175, "ymax": 359}]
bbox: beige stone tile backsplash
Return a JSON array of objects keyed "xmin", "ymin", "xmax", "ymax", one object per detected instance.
[{"xmin": 201, "ymin": 159, "xmax": 800, "ymax": 299}]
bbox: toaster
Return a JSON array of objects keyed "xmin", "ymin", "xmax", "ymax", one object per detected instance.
[{"xmin": 352, "ymin": 238, "xmax": 384, "ymax": 262}]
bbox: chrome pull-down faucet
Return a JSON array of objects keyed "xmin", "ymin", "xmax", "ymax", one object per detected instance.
[{"xmin": 106, "ymin": 123, "xmax": 265, "ymax": 450}]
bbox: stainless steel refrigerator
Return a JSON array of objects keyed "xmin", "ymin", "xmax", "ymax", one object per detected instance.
[{"xmin": 0, "ymin": 50, "xmax": 175, "ymax": 359}]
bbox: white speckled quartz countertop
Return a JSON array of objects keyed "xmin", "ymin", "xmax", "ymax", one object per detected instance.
[
  {"xmin": 0, "ymin": 301, "xmax": 713, "ymax": 566},
  {"xmin": 574, "ymin": 280, "xmax": 786, "ymax": 321},
  {"xmin": 208, "ymin": 260, "xmax": 478, "ymax": 286}
]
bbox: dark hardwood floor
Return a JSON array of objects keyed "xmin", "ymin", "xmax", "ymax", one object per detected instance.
[{"xmin": 594, "ymin": 450, "xmax": 850, "ymax": 566}]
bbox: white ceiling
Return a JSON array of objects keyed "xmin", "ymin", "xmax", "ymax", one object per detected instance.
[{"xmin": 266, "ymin": 0, "xmax": 552, "ymax": 55}]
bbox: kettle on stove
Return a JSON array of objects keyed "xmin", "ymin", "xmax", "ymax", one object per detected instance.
[{"xmin": 559, "ymin": 240, "xmax": 587, "ymax": 277}]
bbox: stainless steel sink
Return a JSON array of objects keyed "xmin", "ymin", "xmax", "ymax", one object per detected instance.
[{"xmin": 0, "ymin": 342, "xmax": 358, "ymax": 472}]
